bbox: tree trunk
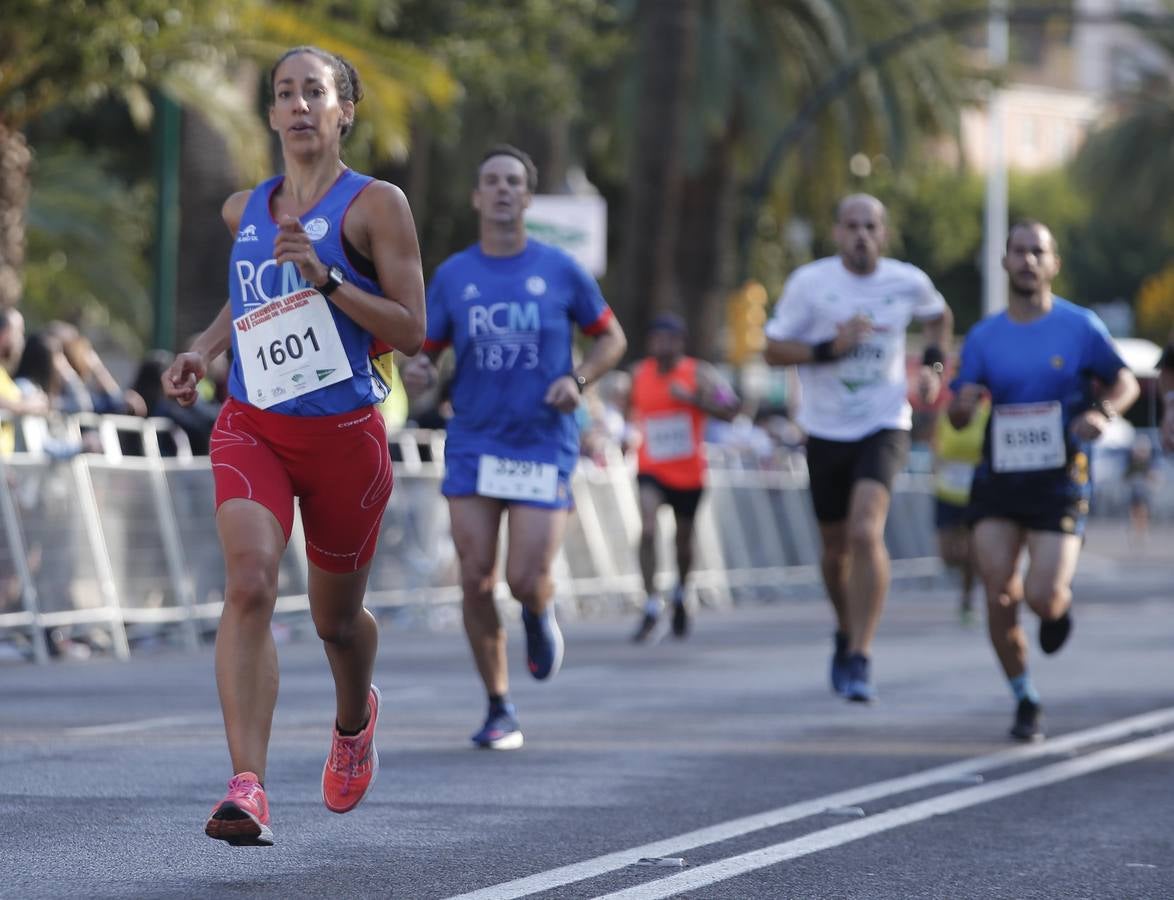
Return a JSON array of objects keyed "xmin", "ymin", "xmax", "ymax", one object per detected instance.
[
  {"xmin": 174, "ymin": 110, "xmax": 242, "ymax": 347},
  {"xmin": 0, "ymin": 123, "xmax": 31, "ymax": 310},
  {"xmin": 616, "ymin": 0, "xmax": 698, "ymax": 351},
  {"xmin": 676, "ymin": 129, "xmax": 736, "ymax": 361},
  {"xmin": 405, "ymin": 119, "xmax": 432, "ymax": 223}
]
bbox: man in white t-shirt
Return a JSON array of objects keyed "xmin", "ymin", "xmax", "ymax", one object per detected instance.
[{"xmin": 764, "ymin": 194, "xmax": 953, "ymax": 702}]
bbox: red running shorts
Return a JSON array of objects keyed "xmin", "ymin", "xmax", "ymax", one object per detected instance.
[{"xmin": 210, "ymin": 398, "xmax": 393, "ymax": 572}]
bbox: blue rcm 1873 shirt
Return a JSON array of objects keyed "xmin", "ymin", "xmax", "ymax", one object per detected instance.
[
  {"xmin": 423, "ymin": 240, "xmax": 612, "ymax": 473},
  {"xmin": 227, "ymin": 169, "xmax": 387, "ymax": 416}
]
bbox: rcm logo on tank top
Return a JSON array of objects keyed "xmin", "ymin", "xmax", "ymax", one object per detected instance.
[{"xmin": 236, "ymin": 260, "xmax": 309, "ymax": 310}]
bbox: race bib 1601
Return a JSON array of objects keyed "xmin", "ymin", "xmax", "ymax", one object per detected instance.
[{"xmin": 235, "ymin": 288, "xmax": 351, "ymax": 409}]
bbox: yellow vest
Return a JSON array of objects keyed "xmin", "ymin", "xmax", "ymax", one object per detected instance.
[
  {"xmin": 932, "ymin": 402, "xmax": 989, "ymax": 505},
  {"xmin": 0, "ymin": 369, "xmax": 19, "ymax": 457}
]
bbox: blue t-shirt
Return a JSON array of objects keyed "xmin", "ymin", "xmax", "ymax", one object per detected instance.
[
  {"xmin": 227, "ymin": 169, "xmax": 387, "ymax": 416},
  {"xmin": 424, "ymin": 240, "xmax": 611, "ymax": 472},
  {"xmin": 952, "ymin": 297, "xmax": 1126, "ymax": 485}
]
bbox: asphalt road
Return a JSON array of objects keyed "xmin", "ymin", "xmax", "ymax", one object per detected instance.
[{"xmin": 1, "ymin": 520, "xmax": 1171, "ymax": 899}]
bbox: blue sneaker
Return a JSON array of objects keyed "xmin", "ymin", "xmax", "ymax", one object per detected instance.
[
  {"xmin": 830, "ymin": 632, "xmax": 849, "ymax": 696},
  {"xmin": 522, "ymin": 606, "xmax": 564, "ymax": 681},
  {"xmin": 471, "ymin": 703, "xmax": 524, "ymax": 750},
  {"xmin": 843, "ymin": 653, "xmax": 874, "ymax": 703}
]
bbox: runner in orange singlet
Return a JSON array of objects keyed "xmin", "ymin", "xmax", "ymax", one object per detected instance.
[{"xmin": 627, "ymin": 314, "xmax": 739, "ymax": 641}]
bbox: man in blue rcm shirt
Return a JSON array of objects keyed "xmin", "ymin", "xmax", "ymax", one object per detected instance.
[
  {"xmin": 949, "ymin": 219, "xmax": 1138, "ymax": 743},
  {"xmin": 402, "ymin": 145, "xmax": 627, "ymax": 750}
]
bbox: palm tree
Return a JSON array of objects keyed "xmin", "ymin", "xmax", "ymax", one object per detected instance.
[
  {"xmin": 613, "ymin": 0, "xmax": 973, "ymax": 359},
  {"xmin": 616, "ymin": 0, "xmax": 699, "ymax": 347},
  {"xmin": 0, "ymin": 0, "xmax": 456, "ymax": 342},
  {"xmin": 1074, "ymin": 33, "xmax": 1174, "ymax": 229}
]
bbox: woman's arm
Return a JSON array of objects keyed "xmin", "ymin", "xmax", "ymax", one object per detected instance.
[{"xmin": 322, "ymin": 181, "xmax": 427, "ymax": 355}]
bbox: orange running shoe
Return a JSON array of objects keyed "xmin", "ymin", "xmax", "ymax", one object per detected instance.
[
  {"xmin": 322, "ymin": 684, "xmax": 381, "ymax": 814},
  {"xmin": 205, "ymin": 772, "xmax": 273, "ymax": 846}
]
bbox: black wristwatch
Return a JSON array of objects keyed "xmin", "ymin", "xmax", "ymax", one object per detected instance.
[
  {"xmin": 317, "ymin": 264, "xmax": 345, "ymax": 297},
  {"xmin": 573, "ymin": 373, "xmax": 588, "ymax": 392}
]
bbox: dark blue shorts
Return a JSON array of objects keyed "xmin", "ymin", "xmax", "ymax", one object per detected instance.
[
  {"xmin": 967, "ymin": 464, "xmax": 1090, "ymax": 537},
  {"xmin": 934, "ymin": 499, "xmax": 971, "ymax": 530},
  {"xmin": 441, "ymin": 449, "xmax": 574, "ymax": 510}
]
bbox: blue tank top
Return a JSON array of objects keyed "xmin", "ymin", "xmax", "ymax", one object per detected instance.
[
  {"xmin": 226, "ymin": 168, "xmax": 386, "ymax": 416},
  {"xmin": 423, "ymin": 240, "xmax": 612, "ymax": 472}
]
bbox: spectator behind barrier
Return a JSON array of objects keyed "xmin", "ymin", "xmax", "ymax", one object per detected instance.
[
  {"xmin": 0, "ymin": 308, "xmax": 48, "ymax": 456},
  {"xmin": 595, "ymin": 369, "xmax": 635, "ymax": 458},
  {"xmin": 12, "ymin": 330, "xmax": 86, "ymax": 458},
  {"xmin": 48, "ymin": 321, "xmax": 145, "ymax": 417},
  {"xmin": 130, "ymin": 349, "xmax": 219, "ymax": 455}
]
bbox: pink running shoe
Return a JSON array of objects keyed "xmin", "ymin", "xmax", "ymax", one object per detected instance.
[
  {"xmin": 205, "ymin": 772, "xmax": 273, "ymax": 846},
  {"xmin": 322, "ymin": 684, "xmax": 381, "ymax": 814}
]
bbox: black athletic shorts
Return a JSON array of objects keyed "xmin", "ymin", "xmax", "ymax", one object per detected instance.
[
  {"xmin": 805, "ymin": 428, "xmax": 911, "ymax": 524},
  {"xmin": 967, "ymin": 471, "xmax": 1089, "ymax": 536},
  {"xmin": 934, "ymin": 498, "xmax": 972, "ymax": 530},
  {"xmin": 637, "ymin": 473, "xmax": 704, "ymax": 520}
]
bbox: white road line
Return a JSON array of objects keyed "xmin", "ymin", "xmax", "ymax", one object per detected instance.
[
  {"xmin": 445, "ymin": 706, "xmax": 1174, "ymax": 900},
  {"xmin": 65, "ymin": 715, "xmax": 213, "ymax": 736},
  {"xmin": 595, "ymin": 729, "xmax": 1174, "ymax": 899}
]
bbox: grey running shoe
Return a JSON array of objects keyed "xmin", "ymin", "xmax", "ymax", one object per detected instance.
[
  {"xmin": 843, "ymin": 653, "xmax": 874, "ymax": 703},
  {"xmin": 631, "ymin": 612, "xmax": 659, "ymax": 643}
]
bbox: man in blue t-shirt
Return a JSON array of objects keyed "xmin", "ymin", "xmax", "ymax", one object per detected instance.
[
  {"xmin": 401, "ymin": 145, "xmax": 627, "ymax": 749},
  {"xmin": 949, "ymin": 220, "xmax": 1138, "ymax": 743}
]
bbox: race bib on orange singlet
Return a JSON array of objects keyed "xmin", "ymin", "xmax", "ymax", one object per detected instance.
[
  {"xmin": 992, "ymin": 401, "xmax": 1065, "ymax": 473},
  {"xmin": 235, "ymin": 288, "xmax": 351, "ymax": 409},
  {"xmin": 476, "ymin": 454, "xmax": 559, "ymax": 502},
  {"xmin": 644, "ymin": 413, "xmax": 694, "ymax": 462}
]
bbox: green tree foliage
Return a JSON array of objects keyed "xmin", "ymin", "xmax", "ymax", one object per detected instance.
[
  {"xmin": 1073, "ymin": 33, "xmax": 1174, "ymax": 231},
  {"xmin": 385, "ymin": 0, "xmax": 624, "ymax": 273},
  {"xmin": 23, "ymin": 147, "xmax": 154, "ymax": 349},
  {"xmin": 613, "ymin": 0, "xmax": 975, "ymax": 356},
  {"xmin": 1, "ymin": 0, "xmax": 455, "ymax": 171},
  {"xmin": 862, "ymin": 163, "xmax": 1165, "ymax": 335},
  {"xmin": 0, "ymin": 0, "xmax": 456, "ymax": 341}
]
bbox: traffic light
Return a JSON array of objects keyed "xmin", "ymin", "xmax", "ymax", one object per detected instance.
[{"xmin": 726, "ymin": 280, "xmax": 769, "ymax": 366}]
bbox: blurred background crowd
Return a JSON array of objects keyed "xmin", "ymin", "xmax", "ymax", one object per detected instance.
[{"xmin": 2, "ymin": 0, "xmax": 1172, "ymax": 482}]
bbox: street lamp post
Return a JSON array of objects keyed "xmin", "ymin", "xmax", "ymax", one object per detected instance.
[{"xmin": 983, "ymin": 0, "xmax": 1010, "ymax": 316}]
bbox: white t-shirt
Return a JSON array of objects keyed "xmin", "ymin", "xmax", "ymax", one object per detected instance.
[{"xmin": 764, "ymin": 256, "xmax": 946, "ymax": 441}]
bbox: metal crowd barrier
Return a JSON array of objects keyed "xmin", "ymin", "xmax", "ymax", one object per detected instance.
[{"xmin": 0, "ymin": 413, "xmax": 945, "ymax": 663}]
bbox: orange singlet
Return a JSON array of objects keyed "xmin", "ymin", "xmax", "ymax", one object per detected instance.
[{"xmin": 631, "ymin": 356, "xmax": 707, "ymax": 491}]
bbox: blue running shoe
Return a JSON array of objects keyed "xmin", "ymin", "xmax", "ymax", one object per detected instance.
[
  {"xmin": 830, "ymin": 631, "xmax": 850, "ymax": 696},
  {"xmin": 522, "ymin": 606, "xmax": 564, "ymax": 681},
  {"xmin": 471, "ymin": 703, "xmax": 524, "ymax": 750},
  {"xmin": 670, "ymin": 600, "xmax": 690, "ymax": 638},
  {"xmin": 843, "ymin": 652, "xmax": 874, "ymax": 703}
]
